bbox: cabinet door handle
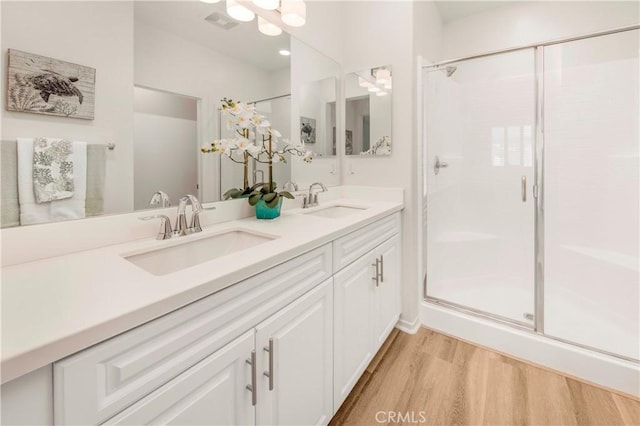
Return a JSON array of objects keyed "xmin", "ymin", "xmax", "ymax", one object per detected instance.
[
  {"xmin": 521, "ymin": 176, "xmax": 527, "ymax": 203},
  {"xmin": 372, "ymin": 259, "xmax": 380, "ymax": 287},
  {"xmin": 380, "ymin": 254, "xmax": 384, "ymax": 283},
  {"xmin": 263, "ymin": 338, "xmax": 274, "ymax": 391},
  {"xmin": 246, "ymin": 350, "xmax": 257, "ymax": 406}
]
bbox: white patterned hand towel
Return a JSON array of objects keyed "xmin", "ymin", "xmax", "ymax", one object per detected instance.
[
  {"xmin": 32, "ymin": 137, "xmax": 74, "ymax": 203},
  {"xmin": 17, "ymin": 138, "xmax": 87, "ymax": 225}
]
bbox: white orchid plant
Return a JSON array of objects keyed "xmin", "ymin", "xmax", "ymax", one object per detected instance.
[{"xmin": 202, "ymin": 98, "xmax": 313, "ymax": 207}]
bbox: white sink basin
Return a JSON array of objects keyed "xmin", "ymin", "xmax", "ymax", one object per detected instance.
[
  {"xmin": 303, "ymin": 205, "xmax": 367, "ymax": 219},
  {"xmin": 124, "ymin": 230, "xmax": 276, "ymax": 276}
]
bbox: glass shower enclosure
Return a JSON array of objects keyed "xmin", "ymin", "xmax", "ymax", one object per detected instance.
[{"xmin": 422, "ymin": 27, "xmax": 639, "ymax": 361}]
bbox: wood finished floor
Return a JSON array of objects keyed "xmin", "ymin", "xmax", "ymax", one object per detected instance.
[{"xmin": 330, "ymin": 328, "xmax": 640, "ymax": 426}]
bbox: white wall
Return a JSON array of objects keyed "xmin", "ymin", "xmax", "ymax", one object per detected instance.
[
  {"xmin": 442, "ymin": 1, "xmax": 640, "ymax": 59},
  {"xmin": 1, "ymin": 1, "xmax": 135, "ymax": 215}
]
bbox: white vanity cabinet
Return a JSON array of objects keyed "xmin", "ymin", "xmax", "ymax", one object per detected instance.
[
  {"xmin": 105, "ymin": 330, "xmax": 256, "ymax": 425},
  {"xmin": 53, "ymin": 245, "xmax": 333, "ymax": 425},
  {"xmin": 332, "ymin": 215, "xmax": 401, "ymax": 409},
  {"xmin": 106, "ymin": 279, "xmax": 334, "ymax": 426},
  {"xmin": 255, "ymin": 279, "xmax": 333, "ymax": 426},
  {"xmin": 3, "ymin": 211, "xmax": 403, "ymax": 426}
]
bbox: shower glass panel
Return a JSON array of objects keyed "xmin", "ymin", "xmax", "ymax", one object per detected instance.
[
  {"xmin": 543, "ymin": 30, "xmax": 640, "ymax": 360},
  {"xmin": 424, "ymin": 49, "xmax": 536, "ymax": 324}
]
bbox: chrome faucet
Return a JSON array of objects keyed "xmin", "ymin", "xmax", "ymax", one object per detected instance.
[
  {"xmin": 253, "ymin": 169, "xmax": 265, "ymax": 185},
  {"xmin": 138, "ymin": 215, "xmax": 174, "ymax": 240},
  {"xmin": 175, "ymin": 194, "xmax": 203, "ymax": 236},
  {"xmin": 283, "ymin": 181, "xmax": 299, "ymax": 192},
  {"xmin": 149, "ymin": 190, "xmax": 171, "ymax": 208},
  {"xmin": 304, "ymin": 182, "xmax": 327, "ymax": 208}
]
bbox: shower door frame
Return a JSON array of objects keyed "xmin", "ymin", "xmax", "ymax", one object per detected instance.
[{"xmin": 421, "ymin": 24, "xmax": 640, "ymax": 360}]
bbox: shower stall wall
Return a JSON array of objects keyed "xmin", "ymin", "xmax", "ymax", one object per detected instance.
[{"xmin": 422, "ymin": 26, "xmax": 639, "ymax": 367}]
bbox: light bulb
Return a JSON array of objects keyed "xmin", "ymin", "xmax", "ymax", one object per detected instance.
[
  {"xmin": 375, "ymin": 68, "xmax": 391, "ymax": 85},
  {"xmin": 281, "ymin": 0, "xmax": 306, "ymax": 27},
  {"xmin": 279, "ymin": 49, "xmax": 291, "ymax": 56},
  {"xmin": 258, "ymin": 16, "xmax": 282, "ymax": 36},
  {"xmin": 253, "ymin": 0, "xmax": 279, "ymax": 10},
  {"xmin": 226, "ymin": 0, "xmax": 255, "ymax": 22}
]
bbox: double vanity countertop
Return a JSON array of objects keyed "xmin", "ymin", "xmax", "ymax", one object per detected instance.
[{"xmin": 1, "ymin": 191, "xmax": 403, "ymax": 384}]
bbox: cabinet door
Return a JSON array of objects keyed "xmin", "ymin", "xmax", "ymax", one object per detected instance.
[
  {"xmin": 104, "ymin": 331, "xmax": 255, "ymax": 426},
  {"xmin": 333, "ymin": 252, "xmax": 376, "ymax": 409},
  {"xmin": 373, "ymin": 234, "xmax": 401, "ymax": 350},
  {"xmin": 255, "ymin": 279, "xmax": 333, "ymax": 426}
]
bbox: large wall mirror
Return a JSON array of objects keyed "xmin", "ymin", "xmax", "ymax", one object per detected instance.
[
  {"xmin": 345, "ymin": 66, "xmax": 392, "ymax": 156},
  {"xmin": 0, "ymin": 1, "xmax": 340, "ymax": 228}
]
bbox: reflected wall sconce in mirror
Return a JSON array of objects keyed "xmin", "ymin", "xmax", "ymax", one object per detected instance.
[
  {"xmin": 200, "ymin": 0, "xmax": 306, "ymax": 34},
  {"xmin": 227, "ymin": 0, "xmax": 255, "ymax": 21},
  {"xmin": 258, "ymin": 16, "xmax": 282, "ymax": 35},
  {"xmin": 358, "ymin": 67, "xmax": 392, "ymax": 97}
]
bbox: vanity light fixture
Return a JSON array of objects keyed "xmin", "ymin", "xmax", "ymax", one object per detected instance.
[
  {"xmin": 375, "ymin": 68, "xmax": 391, "ymax": 85},
  {"xmin": 226, "ymin": 0, "xmax": 255, "ymax": 22},
  {"xmin": 253, "ymin": 0, "xmax": 279, "ymax": 10},
  {"xmin": 279, "ymin": 49, "xmax": 291, "ymax": 56},
  {"xmin": 358, "ymin": 76, "xmax": 373, "ymax": 88},
  {"xmin": 258, "ymin": 16, "xmax": 282, "ymax": 36},
  {"xmin": 281, "ymin": 0, "xmax": 306, "ymax": 27}
]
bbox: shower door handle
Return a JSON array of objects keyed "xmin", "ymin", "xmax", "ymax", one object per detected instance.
[
  {"xmin": 521, "ymin": 176, "xmax": 527, "ymax": 202},
  {"xmin": 434, "ymin": 156, "xmax": 448, "ymax": 175}
]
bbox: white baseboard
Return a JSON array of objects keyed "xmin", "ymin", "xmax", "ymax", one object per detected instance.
[
  {"xmin": 395, "ymin": 315, "xmax": 420, "ymax": 334},
  {"xmin": 420, "ymin": 301, "xmax": 640, "ymax": 398}
]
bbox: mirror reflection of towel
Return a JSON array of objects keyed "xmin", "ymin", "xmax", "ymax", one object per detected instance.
[
  {"xmin": 17, "ymin": 138, "xmax": 87, "ymax": 225},
  {"xmin": 32, "ymin": 137, "xmax": 75, "ymax": 203}
]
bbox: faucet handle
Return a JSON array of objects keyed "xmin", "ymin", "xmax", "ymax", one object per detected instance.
[{"xmin": 138, "ymin": 215, "xmax": 173, "ymax": 240}]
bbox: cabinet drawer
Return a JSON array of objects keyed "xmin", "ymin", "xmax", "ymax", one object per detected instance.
[
  {"xmin": 332, "ymin": 212, "xmax": 400, "ymax": 273},
  {"xmin": 54, "ymin": 244, "xmax": 332, "ymax": 425},
  {"xmin": 104, "ymin": 330, "xmax": 255, "ymax": 426}
]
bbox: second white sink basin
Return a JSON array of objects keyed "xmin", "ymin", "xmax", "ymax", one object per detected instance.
[
  {"xmin": 124, "ymin": 229, "xmax": 276, "ymax": 276},
  {"xmin": 303, "ymin": 205, "xmax": 367, "ymax": 219}
]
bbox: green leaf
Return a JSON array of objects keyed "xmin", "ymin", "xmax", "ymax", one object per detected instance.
[
  {"xmin": 279, "ymin": 191, "xmax": 294, "ymax": 200},
  {"xmin": 263, "ymin": 192, "xmax": 277, "ymax": 203},
  {"xmin": 266, "ymin": 196, "xmax": 280, "ymax": 208},
  {"xmin": 250, "ymin": 182, "xmax": 264, "ymax": 192},
  {"xmin": 223, "ymin": 188, "xmax": 242, "ymax": 200},
  {"xmin": 248, "ymin": 194, "xmax": 262, "ymax": 206}
]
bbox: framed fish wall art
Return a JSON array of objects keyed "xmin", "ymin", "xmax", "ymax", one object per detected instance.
[{"xmin": 6, "ymin": 49, "xmax": 95, "ymax": 120}]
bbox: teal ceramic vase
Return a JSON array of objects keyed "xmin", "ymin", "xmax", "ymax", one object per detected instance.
[{"xmin": 255, "ymin": 197, "xmax": 282, "ymax": 219}]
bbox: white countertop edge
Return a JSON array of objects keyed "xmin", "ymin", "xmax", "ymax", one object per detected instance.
[{"xmin": 1, "ymin": 198, "xmax": 403, "ymax": 384}]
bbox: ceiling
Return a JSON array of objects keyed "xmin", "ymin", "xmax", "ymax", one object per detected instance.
[
  {"xmin": 435, "ymin": 1, "xmax": 511, "ymax": 23},
  {"xmin": 134, "ymin": 1, "xmax": 290, "ymax": 71}
]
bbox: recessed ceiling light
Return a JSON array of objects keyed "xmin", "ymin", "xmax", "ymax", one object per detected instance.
[
  {"xmin": 279, "ymin": 49, "xmax": 291, "ymax": 56},
  {"xmin": 200, "ymin": 0, "xmax": 221, "ymax": 3}
]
